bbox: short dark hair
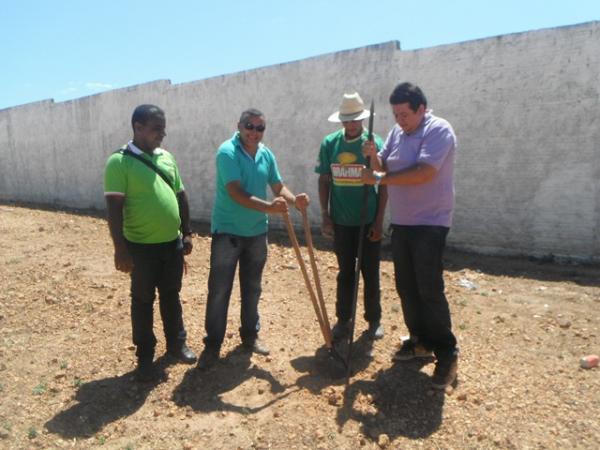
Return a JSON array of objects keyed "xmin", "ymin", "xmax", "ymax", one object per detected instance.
[
  {"xmin": 238, "ymin": 108, "xmax": 264, "ymax": 124},
  {"xmin": 389, "ymin": 82, "xmax": 427, "ymax": 112},
  {"xmin": 131, "ymin": 104, "xmax": 165, "ymax": 129}
]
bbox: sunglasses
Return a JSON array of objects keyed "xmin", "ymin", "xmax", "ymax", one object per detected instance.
[{"xmin": 243, "ymin": 122, "xmax": 266, "ymax": 132}]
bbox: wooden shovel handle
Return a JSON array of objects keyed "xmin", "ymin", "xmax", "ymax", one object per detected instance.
[{"xmin": 282, "ymin": 211, "xmax": 332, "ymax": 348}]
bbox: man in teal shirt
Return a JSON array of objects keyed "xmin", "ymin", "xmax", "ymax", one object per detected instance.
[
  {"xmin": 104, "ymin": 104, "xmax": 196, "ymax": 382},
  {"xmin": 316, "ymin": 92, "xmax": 387, "ymax": 342},
  {"xmin": 197, "ymin": 108, "xmax": 309, "ymax": 369}
]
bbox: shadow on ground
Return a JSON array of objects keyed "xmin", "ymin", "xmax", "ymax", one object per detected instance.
[
  {"xmin": 291, "ymin": 333, "xmax": 444, "ymax": 443},
  {"xmin": 338, "ymin": 358, "xmax": 444, "ymax": 442},
  {"xmin": 45, "ymin": 356, "xmax": 171, "ymax": 438},
  {"xmin": 173, "ymin": 345, "xmax": 295, "ymax": 414},
  {"xmin": 290, "ymin": 331, "xmax": 376, "ymax": 392}
]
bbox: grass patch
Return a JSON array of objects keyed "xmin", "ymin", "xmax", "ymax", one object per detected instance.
[{"xmin": 32, "ymin": 383, "xmax": 47, "ymax": 395}]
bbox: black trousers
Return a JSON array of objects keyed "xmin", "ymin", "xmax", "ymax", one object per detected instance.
[
  {"xmin": 333, "ymin": 223, "xmax": 381, "ymax": 324},
  {"xmin": 127, "ymin": 237, "xmax": 187, "ymax": 361},
  {"xmin": 391, "ymin": 225, "xmax": 457, "ymax": 360}
]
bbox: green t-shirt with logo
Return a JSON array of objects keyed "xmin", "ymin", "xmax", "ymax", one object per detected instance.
[
  {"xmin": 315, "ymin": 129, "xmax": 383, "ymax": 226},
  {"xmin": 104, "ymin": 145, "xmax": 183, "ymax": 244}
]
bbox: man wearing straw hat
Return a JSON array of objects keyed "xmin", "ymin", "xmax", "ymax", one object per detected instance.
[
  {"xmin": 315, "ymin": 92, "xmax": 387, "ymax": 342},
  {"xmin": 197, "ymin": 108, "xmax": 309, "ymax": 370}
]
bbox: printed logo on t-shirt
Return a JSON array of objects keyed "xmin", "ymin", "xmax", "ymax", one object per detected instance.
[{"xmin": 331, "ymin": 152, "xmax": 364, "ymax": 186}]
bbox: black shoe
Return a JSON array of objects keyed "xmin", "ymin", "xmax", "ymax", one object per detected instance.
[
  {"xmin": 167, "ymin": 343, "xmax": 197, "ymax": 364},
  {"xmin": 332, "ymin": 321, "xmax": 351, "ymax": 341},
  {"xmin": 367, "ymin": 322, "xmax": 384, "ymax": 340},
  {"xmin": 196, "ymin": 348, "xmax": 219, "ymax": 370},
  {"xmin": 431, "ymin": 357, "xmax": 458, "ymax": 390},
  {"xmin": 242, "ymin": 338, "xmax": 270, "ymax": 355},
  {"xmin": 135, "ymin": 359, "xmax": 162, "ymax": 382}
]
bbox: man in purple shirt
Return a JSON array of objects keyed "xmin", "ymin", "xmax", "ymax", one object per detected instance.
[{"xmin": 363, "ymin": 82, "xmax": 458, "ymax": 390}]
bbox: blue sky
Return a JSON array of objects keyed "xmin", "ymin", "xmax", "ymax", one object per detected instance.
[{"xmin": 1, "ymin": 0, "xmax": 598, "ymax": 110}]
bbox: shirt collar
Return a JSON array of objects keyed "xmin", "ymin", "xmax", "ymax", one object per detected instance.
[
  {"xmin": 342, "ymin": 128, "xmax": 365, "ymax": 144},
  {"xmin": 403, "ymin": 110, "xmax": 432, "ymax": 136},
  {"xmin": 127, "ymin": 140, "xmax": 162, "ymax": 155},
  {"xmin": 232, "ymin": 132, "xmax": 264, "ymax": 159}
]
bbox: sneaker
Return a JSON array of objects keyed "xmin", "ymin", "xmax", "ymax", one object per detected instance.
[
  {"xmin": 392, "ymin": 339, "xmax": 433, "ymax": 361},
  {"xmin": 367, "ymin": 322, "xmax": 384, "ymax": 340},
  {"xmin": 431, "ymin": 357, "xmax": 458, "ymax": 390},
  {"xmin": 242, "ymin": 339, "xmax": 270, "ymax": 355},
  {"xmin": 196, "ymin": 348, "xmax": 219, "ymax": 370},
  {"xmin": 167, "ymin": 343, "xmax": 197, "ymax": 364},
  {"xmin": 331, "ymin": 321, "xmax": 351, "ymax": 341}
]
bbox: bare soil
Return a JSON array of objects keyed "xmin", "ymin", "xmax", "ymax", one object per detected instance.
[{"xmin": 0, "ymin": 204, "xmax": 599, "ymax": 450}]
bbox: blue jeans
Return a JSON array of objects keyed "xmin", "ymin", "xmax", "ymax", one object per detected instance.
[
  {"xmin": 391, "ymin": 225, "xmax": 457, "ymax": 361},
  {"xmin": 126, "ymin": 236, "xmax": 187, "ymax": 361},
  {"xmin": 203, "ymin": 233, "xmax": 268, "ymax": 350}
]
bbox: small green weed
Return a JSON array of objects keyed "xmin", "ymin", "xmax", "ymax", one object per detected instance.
[{"xmin": 32, "ymin": 383, "xmax": 47, "ymax": 395}]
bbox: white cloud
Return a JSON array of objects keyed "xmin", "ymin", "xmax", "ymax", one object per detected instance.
[
  {"xmin": 59, "ymin": 86, "xmax": 80, "ymax": 95},
  {"xmin": 84, "ymin": 82, "xmax": 113, "ymax": 90},
  {"xmin": 56, "ymin": 81, "xmax": 114, "ymax": 100}
]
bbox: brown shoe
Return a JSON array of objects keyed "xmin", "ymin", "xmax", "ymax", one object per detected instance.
[
  {"xmin": 431, "ymin": 357, "xmax": 458, "ymax": 390},
  {"xmin": 392, "ymin": 339, "xmax": 433, "ymax": 361}
]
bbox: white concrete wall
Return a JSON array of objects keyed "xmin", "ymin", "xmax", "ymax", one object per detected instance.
[{"xmin": 1, "ymin": 22, "xmax": 598, "ymax": 261}]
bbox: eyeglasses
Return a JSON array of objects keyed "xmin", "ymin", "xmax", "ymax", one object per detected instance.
[{"xmin": 243, "ymin": 122, "xmax": 266, "ymax": 132}]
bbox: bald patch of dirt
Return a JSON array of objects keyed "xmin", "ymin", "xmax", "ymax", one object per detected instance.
[{"xmin": 0, "ymin": 205, "xmax": 599, "ymax": 449}]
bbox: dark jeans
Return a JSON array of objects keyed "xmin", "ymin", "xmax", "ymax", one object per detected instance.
[
  {"xmin": 333, "ymin": 223, "xmax": 381, "ymax": 324},
  {"xmin": 203, "ymin": 233, "xmax": 268, "ymax": 350},
  {"xmin": 127, "ymin": 236, "xmax": 187, "ymax": 361},
  {"xmin": 391, "ymin": 225, "xmax": 457, "ymax": 360}
]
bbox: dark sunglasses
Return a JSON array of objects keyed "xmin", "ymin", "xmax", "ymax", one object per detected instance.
[{"xmin": 243, "ymin": 122, "xmax": 266, "ymax": 132}]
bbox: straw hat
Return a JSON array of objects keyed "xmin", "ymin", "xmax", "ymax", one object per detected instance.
[{"xmin": 328, "ymin": 92, "xmax": 371, "ymax": 123}]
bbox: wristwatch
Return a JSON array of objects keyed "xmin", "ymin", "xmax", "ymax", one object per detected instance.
[{"xmin": 373, "ymin": 172, "xmax": 384, "ymax": 186}]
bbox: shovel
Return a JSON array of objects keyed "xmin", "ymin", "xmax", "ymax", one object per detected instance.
[{"xmin": 282, "ymin": 209, "xmax": 346, "ymax": 368}]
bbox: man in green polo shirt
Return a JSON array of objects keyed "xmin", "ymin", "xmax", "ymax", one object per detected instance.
[
  {"xmin": 104, "ymin": 104, "xmax": 196, "ymax": 382},
  {"xmin": 197, "ymin": 108, "xmax": 309, "ymax": 370},
  {"xmin": 316, "ymin": 92, "xmax": 387, "ymax": 342}
]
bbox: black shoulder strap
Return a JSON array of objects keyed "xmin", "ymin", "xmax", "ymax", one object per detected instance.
[{"xmin": 120, "ymin": 148, "xmax": 176, "ymax": 193}]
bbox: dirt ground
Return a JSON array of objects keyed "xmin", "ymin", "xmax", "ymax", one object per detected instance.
[{"xmin": 0, "ymin": 204, "xmax": 599, "ymax": 450}]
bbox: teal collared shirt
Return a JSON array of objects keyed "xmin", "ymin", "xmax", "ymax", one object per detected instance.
[{"xmin": 211, "ymin": 132, "xmax": 283, "ymax": 236}]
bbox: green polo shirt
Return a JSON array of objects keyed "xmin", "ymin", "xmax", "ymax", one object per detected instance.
[
  {"xmin": 211, "ymin": 132, "xmax": 282, "ymax": 236},
  {"xmin": 104, "ymin": 144, "xmax": 183, "ymax": 244},
  {"xmin": 315, "ymin": 129, "xmax": 383, "ymax": 226}
]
